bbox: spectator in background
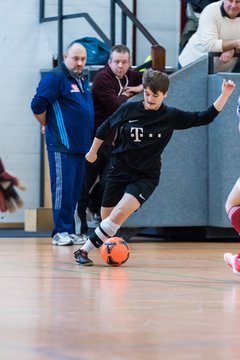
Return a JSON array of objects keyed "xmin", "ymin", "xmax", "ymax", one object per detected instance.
[
  {"xmin": 75, "ymin": 45, "xmax": 143, "ymax": 242},
  {"xmin": 31, "ymin": 42, "xmax": 94, "ymax": 246},
  {"xmin": 179, "ymin": 0, "xmax": 219, "ymax": 53},
  {"xmin": 179, "ymin": 0, "xmax": 240, "ymax": 72},
  {"xmin": 0, "ymin": 158, "xmax": 25, "ymax": 213}
]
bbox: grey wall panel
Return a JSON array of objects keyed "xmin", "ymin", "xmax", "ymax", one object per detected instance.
[
  {"xmin": 125, "ymin": 58, "xmax": 210, "ymax": 227},
  {"xmin": 208, "ymin": 73, "xmax": 240, "ymax": 227},
  {"xmin": 136, "ymin": 0, "xmax": 180, "ymax": 67}
]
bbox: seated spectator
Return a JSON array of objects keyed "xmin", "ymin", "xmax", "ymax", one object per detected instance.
[{"xmin": 179, "ymin": 0, "xmax": 240, "ymax": 72}]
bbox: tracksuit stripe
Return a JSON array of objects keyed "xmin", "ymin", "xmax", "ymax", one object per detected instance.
[
  {"xmin": 53, "ymin": 102, "xmax": 70, "ymax": 148},
  {"xmin": 54, "ymin": 152, "xmax": 62, "ymax": 210}
]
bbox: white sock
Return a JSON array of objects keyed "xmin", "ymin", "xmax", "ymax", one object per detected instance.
[
  {"xmin": 81, "ymin": 239, "xmax": 96, "ymax": 253},
  {"xmin": 95, "ymin": 217, "xmax": 120, "ymax": 242},
  {"xmin": 81, "ymin": 217, "xmax": 120, "ymax": 253}
]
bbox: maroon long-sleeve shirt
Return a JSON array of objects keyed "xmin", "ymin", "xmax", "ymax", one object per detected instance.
[{"xmin": 91, "ymin": 64, "xmax": 143, "ymax": 145}]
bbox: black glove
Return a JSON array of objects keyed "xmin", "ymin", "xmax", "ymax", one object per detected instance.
[{"xmin": 0, "ymin": 158, "xmax": 26, "ymax": 212}]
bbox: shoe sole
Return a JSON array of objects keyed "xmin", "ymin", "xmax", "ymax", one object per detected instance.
[
  {"xmin": 232, "ymin": 269, "xmax": 240, "ymax": 275},
  {"xmin": 224, "ymin": 253, "xmax": 240, "ymax": 275},
  {"xmin": 52, "ymin": 240, "xmax": 74, "ymax": 246},
  {"xmin": 74, "ymin": 258, "xmax": 94, "ymax": 266}
]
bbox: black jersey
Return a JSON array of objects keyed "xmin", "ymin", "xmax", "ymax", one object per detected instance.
[{"xmin": 95, "ymin": 100, "xmax": 219, "ymax": 184}]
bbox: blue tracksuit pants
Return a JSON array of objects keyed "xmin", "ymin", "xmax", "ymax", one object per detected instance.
[{"xmin": 47, "ymin": 151, "xmax": 86, "ymax": 237}]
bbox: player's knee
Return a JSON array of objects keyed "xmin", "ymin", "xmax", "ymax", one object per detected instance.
[{"xmin": 110, "ymin": 206, "xmax": 126, "ymax": 224}]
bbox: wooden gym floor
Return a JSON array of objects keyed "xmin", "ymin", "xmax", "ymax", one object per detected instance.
[{"xmin": 0, "ymin": 237, "xmax": 239, "ymax": 360}]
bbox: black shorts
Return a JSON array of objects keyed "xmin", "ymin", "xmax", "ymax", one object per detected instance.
[{"xmin": 101, "ymin": 179, "xmax": 157, "ymax": 208}]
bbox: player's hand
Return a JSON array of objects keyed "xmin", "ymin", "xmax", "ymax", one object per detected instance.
[
  {"xmin": 222, "ymin": 79, "xmax": 235, "ymax": 97},
  {"xmin": 219, "ymin": 50, "xmax": 235, "ymax": 64},
  {"xmin": 121, "ymin": 90, "xmax": 132, "ymax": 97},
  {"xmin": 85, "ymin": 152, "xmax": 97, "ymax": 163},
  {"xmin": 125, "ymin": 84, "xmax": 143, "ymax": 95},
  {"xmin": 0, "ymin": 159, "xmax": 26, "ymax": 213}
]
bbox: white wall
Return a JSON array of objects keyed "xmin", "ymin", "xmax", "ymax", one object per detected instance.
[
  {"xmin": 136, "ymin": 0, "xmax": 180, "ymax": 67},
  {"xmin": 0, "ymin": 0, "xmax": 180, "ymax": 225}
]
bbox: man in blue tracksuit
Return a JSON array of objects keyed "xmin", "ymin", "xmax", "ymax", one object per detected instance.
[{"xmin": 31, "ymin": 42, "xmax": 94, "ymax": 246}]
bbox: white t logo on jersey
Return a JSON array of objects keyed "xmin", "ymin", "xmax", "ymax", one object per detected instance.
[{"xmin": 130, "ymin": 127, "xmax": 143, "ymax": 142}]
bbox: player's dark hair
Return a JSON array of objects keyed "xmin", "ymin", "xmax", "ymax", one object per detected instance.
[
  {"xmin": 109, "ymin": 45, "xmax": 130, "ymax": 59},
  {"xmin": 142, "ymin": 69, "xmax": 169, "ymax": 94}
]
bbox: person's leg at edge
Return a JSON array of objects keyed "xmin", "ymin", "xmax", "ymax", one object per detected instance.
[
  {"xmin": 74, "ymin": 193, "xmax": 140, "ymax": 265},
  {"xmin": 76, "ymin": 145, "xmax": 111, "ymax": 236},
  {"xmin": 224, "ymin": 178, "xmax": 240, "ymax": 274}
]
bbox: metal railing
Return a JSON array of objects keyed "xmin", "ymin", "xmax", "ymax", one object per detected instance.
[
  {"xmin": 110, "ymin": 0, "xmax": 165, "ymax": 70},
  {"xmin": 39, "ymin": 0, "xmax": 166, "ymax": 71},
  {"xmin": 39, "ymin": 0, "xmax": 111, "ymax": 63},
  {"xmin": 208, "ymin": 51, "xmax": 240, "ymax": 74}
]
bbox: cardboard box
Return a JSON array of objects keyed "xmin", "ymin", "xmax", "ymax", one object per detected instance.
[{"xmin": 24, "ymin": 208, "xmax": 53, "ymax": 231}]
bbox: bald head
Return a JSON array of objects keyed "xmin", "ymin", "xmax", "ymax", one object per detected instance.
[{"xmin": 64, "ymin": 42, "xmax": 87, "ymax": 75}]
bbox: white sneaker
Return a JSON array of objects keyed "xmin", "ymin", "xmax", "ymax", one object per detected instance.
[
  {"xmin": 224, "ymin": 252, "xmax": 240, "ymax": 275},
  {"xmin": 52, "ymin": 232, "xmax": 74, "ymax": 246},
  {"xmin": 69, "ymin": 233, "xmax": 88, "ymax": 245}
]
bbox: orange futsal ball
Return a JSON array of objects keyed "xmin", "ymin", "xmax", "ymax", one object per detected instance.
[{"xmin": 100, "ymin": 237, "xmax": 130, "ymax": 266}]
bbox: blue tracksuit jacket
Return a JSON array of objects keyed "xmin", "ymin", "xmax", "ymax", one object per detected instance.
[
  {"xmin": 31, "ymin": 63, "xmax": 94, "ymax": 154},
  {"xmin": 31, "ymin": 63, "xmax": 94, "ymax": 237}
]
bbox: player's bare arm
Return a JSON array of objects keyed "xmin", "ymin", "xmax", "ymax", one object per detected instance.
[
  {"xmin": 85, "ymin": 138, "xmax": 104, "ymax": 163},
  {"xmin": 213, "ymin": 79, "xmax": 235, "ymax": 112}
]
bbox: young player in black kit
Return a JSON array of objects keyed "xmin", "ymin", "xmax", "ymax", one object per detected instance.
[{"xmin": 74, "ymin": 68, "xmax": 235, "ymax": 265}]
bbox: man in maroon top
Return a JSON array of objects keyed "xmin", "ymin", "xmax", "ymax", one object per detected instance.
[{"xmin": 76, "ymin": 45, "xmax": 143, "ymax": 240}]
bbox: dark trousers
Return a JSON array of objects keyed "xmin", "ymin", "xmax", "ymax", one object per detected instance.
[{"xmin": 77, "ymin": 144, "xmax": 113, "ymax": 234}]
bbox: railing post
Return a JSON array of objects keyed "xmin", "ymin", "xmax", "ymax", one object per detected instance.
[
  {"xmin": 132, "ymin": 0, "xmax": 137, "ymax": 66},
  {"xmin": 151, "ymin": 45, "xmax": 166, "ymax": 72},
  {"xmin": 110, "ymin": 0, "xmax": 116, "ymax": 46},
  {"xmin": 58, "ymin": 0, "xmax": 63, "ymax": 64},
  {"xmin": 39, "ymin": 0, "xmax": 45, "ymax": 22},
  {"xmin": 208, "ymin": 52, "xmax": 214, "ymax": 74},
  {"xmin": 121, "ymin": 12, "xmax": 127, "ymax": 45}
]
